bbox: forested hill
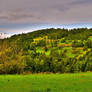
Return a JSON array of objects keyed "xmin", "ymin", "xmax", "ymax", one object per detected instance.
[{"xmin": 0, "ymin": 28, "xmax": 92, "ymax": 74}]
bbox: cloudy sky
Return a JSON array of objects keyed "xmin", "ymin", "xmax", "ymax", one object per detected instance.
[{"xmin": 0, "ymin": 0, "xmax": 92, "ymax": 34}]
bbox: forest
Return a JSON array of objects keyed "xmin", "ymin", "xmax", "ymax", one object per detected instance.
[{"xmin": 0, "ymin": 28, "xmax": 92, "ymax": 74}]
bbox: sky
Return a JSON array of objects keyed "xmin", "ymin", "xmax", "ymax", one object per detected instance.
[{"xmin": 0, "ymin": 0, "xmax": 92, "ymax": 35}]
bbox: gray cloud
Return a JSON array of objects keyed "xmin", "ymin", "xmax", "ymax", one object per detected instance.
[
  {"xmin": 0, "ymin": 11, "xmax": 38, "ymax": 20},
  {"xmin": 0, "ymin": 0, "xmax": 91, "ymax": 24},
  {"xmin": 71, "ymin": 0, "xmax": 92, "ymax": 5}
]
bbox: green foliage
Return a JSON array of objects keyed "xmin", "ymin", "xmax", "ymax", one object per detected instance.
[{"xmin": 0, "ymin": 28, "xmax": 92, "ymax": 74}]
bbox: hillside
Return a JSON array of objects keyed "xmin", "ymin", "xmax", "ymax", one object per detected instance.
[{"xmin": 0, "ymin": 28, "xmax": 92, "ymax": 74}]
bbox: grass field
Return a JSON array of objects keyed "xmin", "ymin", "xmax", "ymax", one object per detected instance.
[{"xmin": 0, "ymin": 72, "xmax": 92, "ymax": 92}]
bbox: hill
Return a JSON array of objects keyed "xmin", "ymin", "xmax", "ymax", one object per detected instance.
[{"xmin": 0, "ymin": 28, "xmax": 92, "ymax": 74}]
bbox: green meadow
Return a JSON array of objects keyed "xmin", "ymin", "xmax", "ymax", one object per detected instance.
[{"xmin": 0, "ymin": 72, "xmax": 92, "ymax": 92}]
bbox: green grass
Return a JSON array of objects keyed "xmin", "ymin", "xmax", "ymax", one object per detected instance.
[{"xmin": 0, "ymin": 72, "xmax": 92, "ymax": 92}]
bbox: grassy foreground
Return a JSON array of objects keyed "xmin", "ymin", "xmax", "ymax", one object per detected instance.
[{"xmin": 0, "ymin": 73, "xmax": 92, "ymax": 92}]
